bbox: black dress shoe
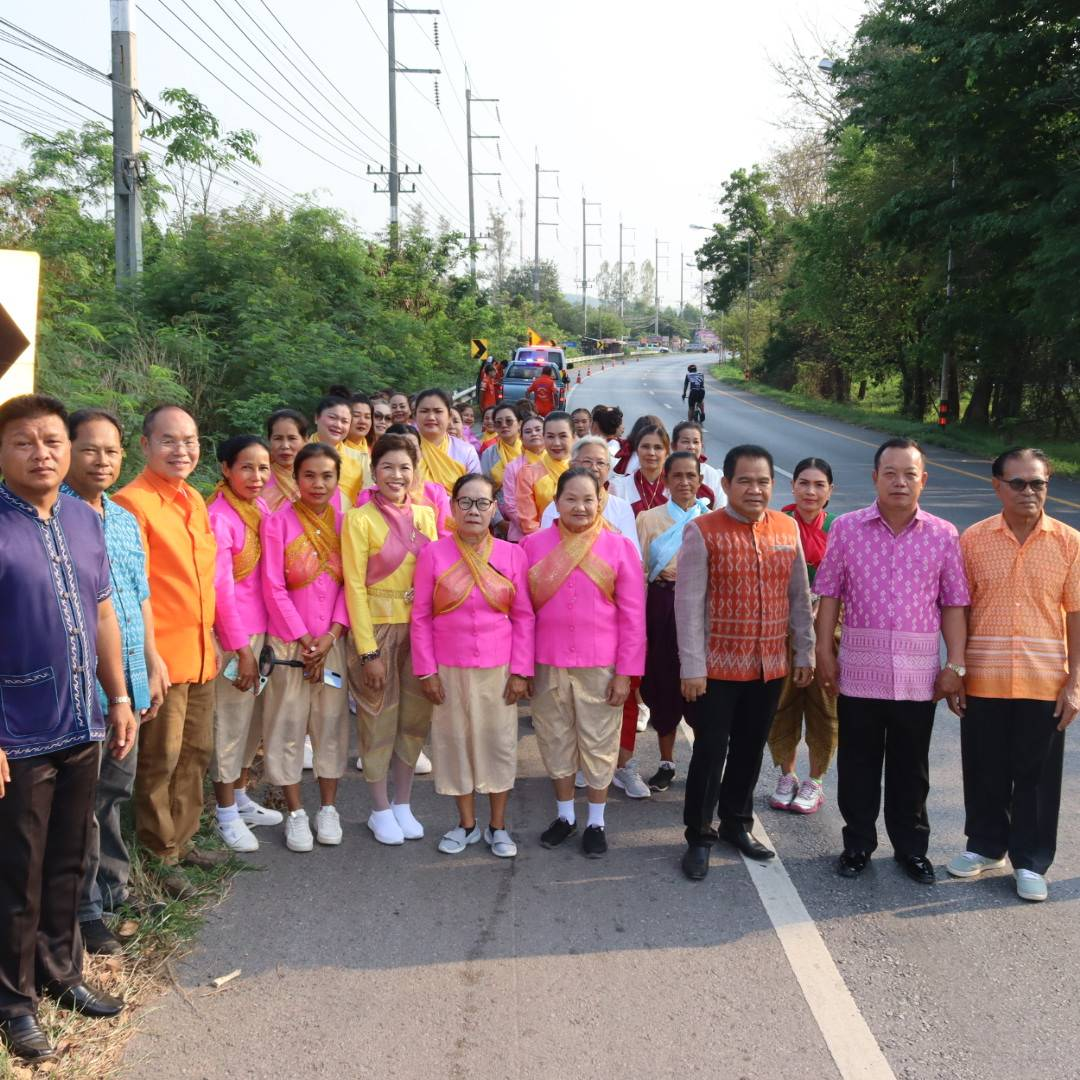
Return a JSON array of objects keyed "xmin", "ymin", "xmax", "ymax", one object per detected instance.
[
  {"xmin": 895, "ymin": 853, "xmax": 936, "ymax": 884},
  {"xmin": 0, "ymin": 1014, "xmax": 57, "ymax": 1063},
  {"xmin": 720, "ymin": 826, "xmax": 775, "ymax": 861},
  {"xmin": 582, "ymin": 825, "xmax": 608, "ymax": 858},
  {"xmin": 81, "ymin": 917, "xmax": 123, "ymax": 956},
  {"xmin": 540, "ymin": 817, "xmax": 578, "ymax": 849},
  {"xmin": 682, "ymin": 844, "xmax": 710, "ymax": 881},
  {"xmin": 45, "ymin": 981, "xmax": 125, "ymax": 1018},
  {"xmin": 837, "ymin": 850, "xmax": 870, "ymax": 877}
]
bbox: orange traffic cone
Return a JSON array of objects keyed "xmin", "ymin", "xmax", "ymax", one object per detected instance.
[{"xmin": 576, "ymin": 371, "xmax": 582, "ymax": 384}]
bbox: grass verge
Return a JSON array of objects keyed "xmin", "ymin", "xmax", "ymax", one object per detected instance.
[
  {"xmin": 711, "ymin": 364, "xmax": 1080, "ymax": 480},
  {"xmin": 0, "ymin": 812, "xmax": 247, "ymax": 1080}
]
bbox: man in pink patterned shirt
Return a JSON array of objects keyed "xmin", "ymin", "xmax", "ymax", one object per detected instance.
[{"xmin": 815, "ymin": 439, "xmax": 969, "ymax": 885}]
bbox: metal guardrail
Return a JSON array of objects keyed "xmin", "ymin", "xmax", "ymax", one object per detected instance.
[{"xmin": 451, "ymin": 351, "xmax": 645, "ymax": 405}]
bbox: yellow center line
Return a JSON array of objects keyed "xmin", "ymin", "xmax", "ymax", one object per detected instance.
[{"xmin": 715, "ymin": 386, "xmax": 1080, "ymax": 512}]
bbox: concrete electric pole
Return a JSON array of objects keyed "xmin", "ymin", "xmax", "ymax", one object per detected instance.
[
  {"xmin": 465, "ymin": 88, "xmax": 499, "ymax": 282},
  {"xmin": 111, "ymin": 0, "xmax": 143, "ymax": 284},
  {"xmin": 533, "ymin": 156, "xmax": 558, "ymax": 301},
  {"xmin": 371, "ymin": 1, "xmax": 439, "ymax": 251},
  {"xmin": 581, "ymin": 193, "xmax": 600, "ymax": 334}
]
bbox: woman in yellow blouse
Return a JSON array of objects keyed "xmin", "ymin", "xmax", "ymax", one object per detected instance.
[{"xmin": 342, "ymin": 433, "xmax": 439, "ymax": 846}]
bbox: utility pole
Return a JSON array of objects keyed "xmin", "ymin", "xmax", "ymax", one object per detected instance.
[
  {"xmin": 370, "ymin": 1, "xmax": 439, "ymax": 252},
  {"xmin": 533, "ymin": 155, "xmax": 558, "ymax": 301},
  {"xmin": 517, "ymin": 199, "xmax": 525, "ymax": 266},
  {"xmin": 111, "ymin": 0, "xmax": 143, "ymax": 283},
  {"xmin": 465, "ymin": 87, "xmax": 499, "ymax": 282},
  {"xmin": 679, "ymin": 249, "xmax": 684, "ymax": 317},
  {"xmin": 654, "ymin": 235, "xmax": 661, "ymax": 336},
  {"xmin": 581, "ymin": 193, "xmax": 600, "ymax": 336},
  {"xmin": 744, "ymin": 237, "xmax": 752, "ymax": 378},
  {"xmin": 617, "ymin": 221, "xmax": 634, "ymax": 323}
]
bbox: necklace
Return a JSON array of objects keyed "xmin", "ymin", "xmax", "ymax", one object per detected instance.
[{"xmin": 635, "ymin": 471, "xmax": 666, "ymax": 511}]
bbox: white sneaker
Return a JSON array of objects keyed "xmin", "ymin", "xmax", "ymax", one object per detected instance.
[
  {"xmin": 302, "ymin": 736, "xmax": 314, "ymax": 771},
  {"xmin": 355, "ymin": 756, "xmax": 363, "ymax": 771},
  {"xmin": 414, "ymin": 750, "xmax": 432, "ymax": 775},
  {"xmin": 216, "ymin": 816, "xmax": 258, "ymax": 852},
  {"xmin": 613, "ymin": 759, "xmax": 651, "ymax": 799},
  {"xmin": 946, "ymin": 851, "xmax": 1008, "ymax": 878},
  {"xmin": 239, "ymin": 799, "xmax": 283, "ymax": 828},
  {"xmin": 770, "ymin": 772, "xmax": 799, "ymax": 810},
  {"xmin": 1015, "ymin": 869, "xmax": 1048, "ymax": 902},
  {"xmin": 484, "ymin": 826, "xmax": 517, "ymax": 858},
  {"xmin": 791, "ymin": 777, "xmax": 825, "ymax": 815},
  {"xmin": 367, "ymin": 808, "xmax": 404, "ymax": 845},
  {"xmin": 285, "ymin": 809, "xmax": 314, "ymax": 852},
  {"xmin": 315, "ymin": 805, "xmax": 343, "ymax": 845},
  {"xmin": 574, "ymin": 770, "xmax": 587, "ymax": 789},
  {"xmin": 391, "ymin": 802, "xmax": 424, "ymax": 840},
  {"xmin": 636, "ymin": 701, "xmax": 650, "ymax": 733},
  {"xmin": 437, "ymin": 823, "xmax": 482, "ymax": 854}
]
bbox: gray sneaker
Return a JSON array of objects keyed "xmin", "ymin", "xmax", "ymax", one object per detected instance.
[
  {"xmin": 437, "ymin": 824, "xmax": 482, "ymax": 854},
  {"xmin": 1015, "ymin": 869, "xmax": 1048, "ymax": 902},
  {"xmin": 484, "ymin": 827, "xmax": 518, "ymax": 858},
  {"xmin": 946, "ymin": 851, "xmax": 1007, "ymax": 878},
  {"xmin": 613, "ymin": 759, "xmax": 651, "ymax": 799}
]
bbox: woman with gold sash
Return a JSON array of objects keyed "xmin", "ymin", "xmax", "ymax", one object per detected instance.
[
  {"xmin": 310, "ymin": 394, "xmax": 369, "ymax": 506},
  {"xmin": 413, "ymin": 387, "xmax": 481, "ymax": 497},
  {"xmin": 515, "ymin": 410, "xmax": 574, "ymax": 536},
  {"xmin": 411, "ymin": 474, "xmax": 534, "ymax": 857},
  {"xmin": 500, "ymin": 414, "xmax": 545, "ymax": 541},
  {"xmin": 522, "ymin": 468, "xmax": 646, "ymax": 858},
  {"xmin": 342, "ymin": 433, "xmax": 439, "ymax": 846},
  {"xmin": 263, "ymin": 409, "xmax": 308, "ymax": 512},
  {"xmin": 345, "ymin": 392, "xmax": 373, "ymax": 454},
  {"xmin": 260, "ymin": 443, "xmax": 351, "ymax": 853},
  {"xmin": 208, "ymin": 435, "xmax": 283, "ymax": 853}
]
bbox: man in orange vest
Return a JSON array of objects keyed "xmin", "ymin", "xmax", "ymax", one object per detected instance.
[{"xmin": 674, "ymin": 444, "xmax": 815, "ymax": 880}]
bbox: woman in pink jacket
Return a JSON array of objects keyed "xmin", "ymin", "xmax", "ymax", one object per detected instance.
[
  {"xmin": 522, "ymin": 467, "xmax": 646, "ymax": 858},
  {"xmin": 208, "ymin": 435, "xmax": 283, "ymax": 853},
  {"xmin": 261, "ymin": 443, "xmax": 351, "ymax": 854},
  {"xmin": 411, "ymin": 474, "xmax": 535, "ymax": 857}
]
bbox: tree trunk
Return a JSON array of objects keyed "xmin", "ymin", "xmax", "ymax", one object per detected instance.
[
  {"xmin": 963, "ymin": 374, "xmax": 993, "ymax": 425},
  {"xmin": 857, "ymin": 379, "xmax": 867, "ymax": 400}
]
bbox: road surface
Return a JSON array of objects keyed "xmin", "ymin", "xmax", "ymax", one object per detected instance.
[{"xmin": 123, "ymin": 356, "xmax": 1080, "ymax": 1080}]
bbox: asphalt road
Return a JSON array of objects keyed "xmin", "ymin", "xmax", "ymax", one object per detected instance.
[{"xmin": 123, "ymin": 356, "xmax": 1080, "ymax": 1080}]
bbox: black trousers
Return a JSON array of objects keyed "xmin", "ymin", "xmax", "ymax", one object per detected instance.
[
  {"xmin": 0, "ymin": 741, "xmax": 98, "ymax": 1019},
  {"xmin": 836, "ymin": 695, "xmax": 935, "ymax": 857},
  {"xmin": 961, "ymin": 697, "xmax": 1064, "ymax": 875},
  {"xmin": 682, "ymin": 677, "xmax": 783, "ymax": 845}
]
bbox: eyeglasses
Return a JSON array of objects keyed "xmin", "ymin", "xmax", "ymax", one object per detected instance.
[
  {"xmin": 373, "ymin": 412, "xmax": 392, "ymax": 422},
  {"xmin": 455, "ymin": 497, "xmax": 494, "ymax": 511},
  {"xmin": 1002, "ymin": 478, "xmax": 1048, "ymax": 492}
]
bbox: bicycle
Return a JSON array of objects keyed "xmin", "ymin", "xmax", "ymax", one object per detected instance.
[{"xmin": 685, "ymin": 391, "xmax": 706, "ymax": 424}]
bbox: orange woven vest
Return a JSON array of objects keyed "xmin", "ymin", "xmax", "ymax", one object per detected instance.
[{"xmin": 696, "ymin": 509, "xmax": 799, "ymax": 682}]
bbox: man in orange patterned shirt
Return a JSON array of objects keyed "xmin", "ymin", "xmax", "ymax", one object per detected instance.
[{"xmin": 949, "ymin": 448, "xmax": 1080, "ymax": 903}]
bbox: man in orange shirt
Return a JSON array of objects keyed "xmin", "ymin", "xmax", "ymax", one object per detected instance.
[
  {"xmin": 949, "ymin": 448, "xmax": 1080, "ymax": 903},
  {"xmin": 526, "ymin": 365, "xmax": 558, "ymax": 417},
  {"xmin": 114, "ymin": 406, "xmax": 219, "ymax": 896}
]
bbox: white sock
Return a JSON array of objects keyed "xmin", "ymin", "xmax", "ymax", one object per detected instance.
[
  {"xmin": 556, "ymin": 799, "xmax": 576, "ymax": 825},
  {"xmin": 587, "ymin": 803, "xmax": 605, "ymax": 829},
  {"xmin": 321, "ymin": 804, "xmax": 336, "ymax": 812},
  {"xmin": 234, "ymin": 787, "xmax": 254, "ymax": 810},
  {"xmin": 660, "ymin": 760, "xmax": 675, "ymax": 769},
  {"xmin": 216, "ymin": 803, "xmax": 239, "ymax": 824}
]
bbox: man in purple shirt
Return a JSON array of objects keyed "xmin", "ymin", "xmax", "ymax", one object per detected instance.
[
  {"xmin": 0, "ymin": 396, "xmax": 137, "ymax": 1065},
  {"xmin": 815, "ymin": 438, "xmax": 969, "ymax": 885}
]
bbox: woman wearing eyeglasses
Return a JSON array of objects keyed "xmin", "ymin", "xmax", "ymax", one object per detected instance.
[
  {"xmin": 260, "ymin": 443, "xmax": 350, "ymax": 854},
  {"xmin": 411, "ymin": 474, "xmax": 534, "ymax": 857},
  {"xmin": 342, "ymin": 433, "xmax": 439, "ymax": 846}
]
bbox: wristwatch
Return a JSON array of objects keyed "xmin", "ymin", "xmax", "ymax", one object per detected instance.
[
  {"xmin": 108, "ymin": 695, "xmax": 132, "ymax": 706},
  {"xmin": 359, "ymin": 650, "xmax": 381, "ymax": 666},
  {"xmin": 945, "ymin": 662, "xmax": 966, "ymax": 678}
]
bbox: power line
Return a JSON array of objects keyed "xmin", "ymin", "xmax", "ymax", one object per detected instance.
[{"xmin": 136, "ymin": 2, "xmax": 372, "ymax": 180}]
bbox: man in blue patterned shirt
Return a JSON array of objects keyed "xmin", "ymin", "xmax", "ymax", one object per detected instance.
[
  {"xmin": 0, "ymin": 395, "xmax": 137, "ymax": 1065},
  {"xmin": 64, "ymin": 408, "xmax": 169, "ymax": 956}
]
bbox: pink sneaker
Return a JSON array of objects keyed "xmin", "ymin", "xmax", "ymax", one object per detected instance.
[
  {"xmin": 770, "ymin": 772, "xmax": 799, "ymax": 810},
  {"xmin": 791, "ymin": 777, "xmax": 825, "ymax": 814}
]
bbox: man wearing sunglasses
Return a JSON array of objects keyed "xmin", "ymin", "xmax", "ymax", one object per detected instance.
[{"xmin": 949, "ymin": 448, "xmax": 1080, "ymax": 902}]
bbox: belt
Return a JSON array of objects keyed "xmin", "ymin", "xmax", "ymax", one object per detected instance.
[
  {"xmin": 649, "ymin": 579, "xmax": 676, "ymax": 590},
  {"xmin": 367, "ymin": 587, "xmax": 414, "ymax": 601}
]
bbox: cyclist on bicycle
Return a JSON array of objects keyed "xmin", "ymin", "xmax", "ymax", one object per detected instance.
[{"xmin": 683, "ymin": 365, "xmax": 706, "ymax": 422}]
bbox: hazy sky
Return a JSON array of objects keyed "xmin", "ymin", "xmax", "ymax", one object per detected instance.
[{"xmin": 2, "ymin": 0, "xmax": 867, "ymax": 306}]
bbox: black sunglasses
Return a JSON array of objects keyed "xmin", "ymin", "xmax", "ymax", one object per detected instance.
[{"xmin": 1002, "ymin": 478, "xmax": 1048, "ymax": 492}]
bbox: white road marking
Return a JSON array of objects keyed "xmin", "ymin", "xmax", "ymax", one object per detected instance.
[
  {"xmin": 775, "ymin": 465, "xmax": 793, "ymax": 479},
  {"xmin": 677, "ymin": 721, "xmax": 895, "ymax": 1080}
]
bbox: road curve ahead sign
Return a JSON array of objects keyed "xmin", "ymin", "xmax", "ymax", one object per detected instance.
[{"xmin": 0, "ymin": 250, "xmax": 39, "ymax": 405}]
